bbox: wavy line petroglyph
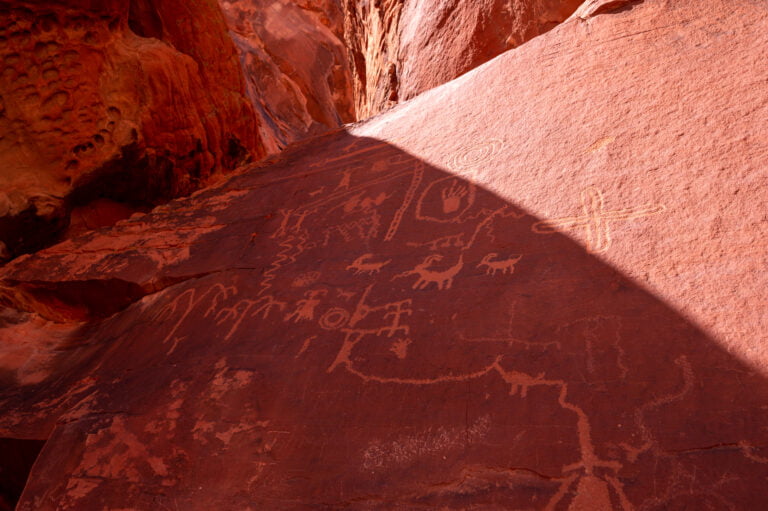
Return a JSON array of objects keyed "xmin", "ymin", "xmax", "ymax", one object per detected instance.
[
  {"xmin": 216, "ymin": 296, "xmax": 287, "ymax": 340},
  {"xmin": 532, "ymin": 187, "xmax": 666, "ymax": 253}
]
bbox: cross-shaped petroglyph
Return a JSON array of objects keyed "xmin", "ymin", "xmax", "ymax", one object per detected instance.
[{"xmin": 532, "ymin": 187, "xmax": 665, "ymax": 253}]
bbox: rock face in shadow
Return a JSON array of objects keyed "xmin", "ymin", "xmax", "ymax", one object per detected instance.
[
  {"xmin": 343, "ymin": 0, "xmax": 584, "ymax": 118},
  {"xmin": 0, "ymin": 0, "xmax": 263, "ymax": 259},
  {"xmin": 220, "ymin": 0, "xmax": 356, "ymax": 153},
  {"xmin": 1, "ymin": 0, "xmax": 768, "ymax": 509}
]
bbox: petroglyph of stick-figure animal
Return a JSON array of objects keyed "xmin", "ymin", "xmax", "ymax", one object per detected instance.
[
  {"xmin": 347, "ymin": 253, "xmax": 392, "ymax": 275},
  {"xmin": 477, "ymin": 253, "xmax": 523, "ymax": 276},
  {"xmin": 393, "ymin": 253, "xmax": 464, "ymax": 290},
  {"xmin": 285, "ymin": 290, "xmax": 327, "ymax": 323},
  {"xmin": 441, "ymin": 180, "xmax": 469, "ymax": 214}
]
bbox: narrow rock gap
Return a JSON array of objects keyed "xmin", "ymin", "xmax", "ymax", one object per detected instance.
[{"xmin": 0, "ymin": 438, "xmax": 46, "ymax": 511}]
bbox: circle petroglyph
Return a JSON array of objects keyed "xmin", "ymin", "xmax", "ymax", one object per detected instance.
[
  {"xmin": 319, "ymin": 308, "xmax": 350, "ymax": 330},
  {"xmin": 451, "ymin": 139, "xmax": 503, "ymax": 173}
]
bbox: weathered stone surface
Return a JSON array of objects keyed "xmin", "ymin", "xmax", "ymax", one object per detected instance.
[
  {"xmin": 0, "ymin": 0, "xmax": 263, "ymax": 258},
  {"xmin": 343, "ymin": 0, "xmax": 583, "ymax": 118},
  {"xmin": 220, "ymin": 0, "xmax": 356, "ymax": 153},
  {"xmin": 1, "ymin": 0, "xmax": 768, "ymax": 509}
]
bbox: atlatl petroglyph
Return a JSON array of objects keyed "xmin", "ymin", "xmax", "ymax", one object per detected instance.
[
  {"xmin": 393, "ymin": 253, "xmax": 464, "ymax": 290},
  {"xmin": 347, "ymin": 253, "xmax": 392, "ymax": 275},
  {"xmin": 477, "ymin": 253, "xmax": 523, "ymax": 276},
  {"xmin": 156, "ymin": 283, "xmax": 237, "ymax": 354},
  {"xmin": 532, "ymin": 187, "xmax": 665, "ymax": 253},
  {"xmin": 215, "ymin": 295, "xmax": 287, "ymax": 340}
]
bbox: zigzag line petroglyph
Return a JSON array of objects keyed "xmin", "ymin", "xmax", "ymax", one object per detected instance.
[
  {"xmin": 258, "ymin": 234, "xmax": 308, "ymax": 297},
  {"xmin": 384, "ymin": 162, "xmax": 424, "ymax": 241}
]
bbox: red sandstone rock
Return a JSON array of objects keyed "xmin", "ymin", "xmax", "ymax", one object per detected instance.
[
  {"xmin": 343, "ymin": 0, "xmax": 584, "ymax": 118},
  {"xmin": 0, "ymin": 0, "xmax": 263, "ymax": 258},
  {"xmin": 220, "ymin": 0, "xmax": 356, "ymax": 153},
  {"xmin": 1, "ymin": 0, "xmax": 768, "ymax": 509}
]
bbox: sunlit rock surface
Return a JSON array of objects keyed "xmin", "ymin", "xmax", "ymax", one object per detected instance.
[
  {"xmin": 343, "ymin": 0, "xmax": 584, "ymax": 118},
  {"xmin": 1, "ymin": 0, "xmax": 767, "ymax": 509}
]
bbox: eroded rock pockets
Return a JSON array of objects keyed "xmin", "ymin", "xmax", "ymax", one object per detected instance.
[{"xmin": 0, "ymin": 1, "xmax": 263, "ymax": 260}]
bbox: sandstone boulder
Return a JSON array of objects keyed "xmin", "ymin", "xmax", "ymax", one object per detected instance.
[
  {"xmin": 0, "ymin": 0, "xmax": 263, "ymax": 258},
  {"xmin": 220, "ymin": 0, "xmax": 356, "ymax": 153},
  {"xmin": 1, "ymin": 0, "xmax": 767, "ymax": 509}
]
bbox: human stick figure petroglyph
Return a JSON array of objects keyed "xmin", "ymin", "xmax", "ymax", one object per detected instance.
[
  {"xmin": 285, "ymin": 290, "xmax": 327, "ymax": 323},
  {"xmin": 532, "ymin": 187, "xmax": 666, "ymax": 253},
  {"xmin": 346, "ymin": 254, "xmax": 392, "ymax": 275},
  {"xmin": 392, "ymin": 253, "xmax": 464, "ymax": 290},
  {"xmin": 477, "ymin": 253, "xmax": 523, "ymax": 276}
]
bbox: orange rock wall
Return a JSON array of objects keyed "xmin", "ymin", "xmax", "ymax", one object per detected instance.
[
  {"xmin": 343, "ymin": 0, "xmax": 584, "ymax": 118},
  {"xmin": 0, "ymin": 0, "xmax": 262, "ymax": 258},
  {"xmin": 220, "ymin": 0, "xmax": 356, "ymax": 153}
]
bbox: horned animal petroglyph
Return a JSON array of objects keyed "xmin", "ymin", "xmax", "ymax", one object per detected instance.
[
  {"xmin": 394, "ymin": 253, "xmax": 464, "ymax": 290},
  {"xmin": 477, "ymin": 253, "xmax": 522, "ymax": 276}
]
